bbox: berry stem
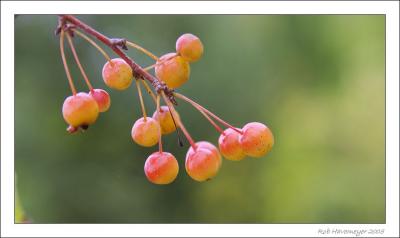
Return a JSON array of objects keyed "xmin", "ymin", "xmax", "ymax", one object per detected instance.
[
  {"xmin": 65, "ymin": 33, "xmax": 93, "ymax": 91},
  {"xmin": 143, "ymin": 64, "xmax": 155, "ymax": 72},
  {"xmin": 174, "ymin": 93, "xmax": 243, "ymax": 135},
  {"xmin": 140, "ymin": 79, "xmax": 158, "ymax": 105},
  {"xmin": 156, "ymin": 94, "xmax": 161, "ymax": 114},
  {"xmin": 59, "ymin": 30, "xmax": 77, "ymax": 95},
  {"xmin": 156, "ymin": 95, "xmax": 163, "ymax": 153},
  {"xmin": 135, "ymin": 79, "xmax": 148, "ymax": 121},
  {"xmin": 125, "ymin": 40, "xmax": 159, "ymax": 61},
  {"xmin": 161, "ymin": 92, "xmax": 197, "ymax": 150},
  {"xmin": 193, "ymin": 104, "xmax": 225, "ymax": 135},
  {"xmin": 72, "ymin": 29, "xmax": 113, "ymax": 65}
]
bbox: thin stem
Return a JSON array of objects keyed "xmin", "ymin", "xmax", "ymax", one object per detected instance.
[
  {"xmin": 156, "ymin": 95, "xmax": 163, "ymax": 153},
  {"xmin": 174, "ymin": 93, "xmax": 243, "ymax": 134},
  {"xmin": 161, "ymin": 92, "xmax": 197, "ymax": 150},
  {"xmin": 126, "ymin": 40, "xmax": 159, "ymax": 61},
  {"xmin": 156, "ymin": 94, "xmax": 161, "ymax": 112},
  {"xmin": 140, "ymin": 79, "xmax": 158, "ymax": 105},
  {"xmin": 72, "ymin": 29, "xmax": 112, "ymax": 64},
  {"xmin": 60, "ymin": 30, "xmax": 77, "ymax": 95},
  {"xmin": 192, "ymin": 103, "xmax": 225, "ymax": 135},
  {"xmin": 135, "ymin": 80, "xmax": 147, "ymax": 120},
  {"xmin": 143, "ymin": 63, "xmax": 156, "ymax": 72},
  {"xmin": 66, "ymin": 33, "xmax": 93, "ymax": 91}
]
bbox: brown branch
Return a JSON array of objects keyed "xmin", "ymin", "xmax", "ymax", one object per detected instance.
[{"xmin": 56, "ymin": 14, "xmax": 176, "ymax": 104}]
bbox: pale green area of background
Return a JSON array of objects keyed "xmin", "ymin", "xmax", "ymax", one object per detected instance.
[{"xmin": 15, "ymin": 15, "xmax": 385, "ymax": 223}]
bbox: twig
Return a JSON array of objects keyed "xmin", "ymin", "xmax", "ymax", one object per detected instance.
[{"xmin": 56, "ymin": 14, "xmax": 177, "ymax": 104}]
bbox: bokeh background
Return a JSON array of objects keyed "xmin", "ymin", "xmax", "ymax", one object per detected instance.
[{"xmin": 15, "ymin": 15, "xmax": 385, "ymax": 223}]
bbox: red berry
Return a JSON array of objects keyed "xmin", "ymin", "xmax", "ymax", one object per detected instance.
[
  {"xmin": 89, "ymin": 89, "xmax": 111, "ymax": 112},
  {"xmin": 155, "ymin": 53, "xmax": 190, "ymax": 89},
  {"xmin": 131, "ymin": 117, "xmax": 161, "ymax": 147},
  {"xmin": 185, "ymin": 142, "xmax": 221, "ymax": 182},
  {"xmin": 144, "ymin": 152, "xmax": 179, "ymax": 185},
  {"xmin": 152, "ymin": 106, "xmax": 179, "ymax": 135},
  {"xmin": 102, "ymin": 58, "xmax": 133, "ymax": 90},
  {"xmin": 239, "ymin": 122, "xmax": 274, "ymax": 158},
  {"xmin": 218, "ymin": 128, "xmax": 246, "ymax": 161},
  {"xmin": 176, "ymin": 33, "xmax": 204, "ymax": 62},
  {"xmin": 62, "ymin": 92, "xmax": 99, "ymax": 128}
]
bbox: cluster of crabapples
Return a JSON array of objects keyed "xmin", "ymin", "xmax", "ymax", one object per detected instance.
[{"xmin": 60, "ymin": 27, "xmax": 274, "ymax": 185}]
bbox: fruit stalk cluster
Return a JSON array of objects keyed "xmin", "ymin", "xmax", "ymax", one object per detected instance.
[{"xmin": 57, "ymin": 15, "xmax": 274, "ymax": 185}]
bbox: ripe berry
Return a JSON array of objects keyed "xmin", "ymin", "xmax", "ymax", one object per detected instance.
[
  {"xmin": 176, "ymin": 33, "xmax": 204, "ymax": 62},
  {"xmin": 239, "ymin": 122, "xmax": 274, "ymax": 158},
  {"xmin": 144, "ymin": 152, "xmax": 179, "ymax": 185},
  {"xmin": 89, "ymin": 89, "xmax": 111, "ymax": 112},
  {"xmin": 185, "ymin": 142, "xmax": 221, "ymax": 182},
  {"xmin": 62, "ymin": 92, "xmax": 99, "ymax": 129},
  {"xmin": 102, "ymin": 58, "xmax": 133, "ymax": 90},
  {"xmin": 152, "ymin": 106, "xmax": 179, "ymax": 135},
  {"xmin": 155, "ymin": 53, "xmax": 190, "ymax": 89},
  {"xmin": 218, "ymin": 128, "xmax": 246, "ymax": 161},
  {"xmin": 131, "ymin": 117, "xmax": 161, "ymax": 147}
]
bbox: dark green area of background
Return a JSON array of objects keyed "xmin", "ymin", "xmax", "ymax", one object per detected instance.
[{"xmin": 15, "ymin": 15, "xmax": 385, "ymax": 223}]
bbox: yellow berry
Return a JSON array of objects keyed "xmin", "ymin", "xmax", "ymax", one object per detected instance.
[
  {"xmin": 152, "ymin": 106, "xmax": 179, "ymax": 135},
  {"xmin": 62, "ymin": 92, "xmax": 99, "ymax": 128},
  {"xmin": 102, "ymin": 58, "xmax": 133, "ymax": 90},
  {"xmin": 131, "ymin": 117, "xmax": 161, "ymax": 147},
  {"xmin": 155, "ymin": 53, "xmax": 190, "ymax": 89},
  {"xmin": 176, "ymin": 33, "xmax": 204, "ymax": 62},
  {"xmin": 239, "ymin": 122, "xmax": 274, "ymax": 158}
]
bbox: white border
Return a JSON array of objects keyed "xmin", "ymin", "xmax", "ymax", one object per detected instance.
[{"xmin": 1, "ymin": 1, "xmax": 399, "ymax": 237}]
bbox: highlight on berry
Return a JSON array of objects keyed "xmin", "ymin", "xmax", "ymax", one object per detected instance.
[{"xmin": 57, "ymin": 15, "xmax": 274, "ymax": 185}]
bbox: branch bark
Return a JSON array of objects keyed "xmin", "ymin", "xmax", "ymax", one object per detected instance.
[{"xmin": 56, "ymin": 15, "xmax": 176, "ymax": 104}]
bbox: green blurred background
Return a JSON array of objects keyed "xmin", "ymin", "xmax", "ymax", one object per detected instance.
[{"xmin": 14, "ymin": 15, "xmax": 385, "ymax": 223}]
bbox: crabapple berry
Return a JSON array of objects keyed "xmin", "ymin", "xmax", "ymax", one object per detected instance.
[
  {"xmin": 239, "ymin": 122, "xmax": 274, "ymax": 158},
  {"xmin": 185, "ymin": 143, "xmax": 221, "ymax": 182},
  {"xmin": 131, "ymin": 117, "xmax": 161, "ymax": 147},
  {"xmin": 102, "ymin": 58, "xmax": 133, "ymax": 90},
  {"xmin": 89, "ymin": 89, "xmax": 111, "ymax": 112},
  {"xmin": 152, "ymin": 106, "xmax": 179, "ymax": 135},
  {"xmin": 176, "ymin": 33, "xmax": 204, "ymax": 62},
  {"xmin": 62, "ymin": 92, "xmax": 99, "ymax": 129},
  {"xmin": 144, "ymin": 152, "xmax": 179, "ymax": 185},
  {"xmin": 218, "ymin": 128, "xmax": 246, "ymax": 161},
  {"xmin": 155, "ymin": 53, "xmax": 190, "ymax": 89}
]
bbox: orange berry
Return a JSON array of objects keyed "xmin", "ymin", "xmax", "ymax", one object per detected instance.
[
  {"xmin": 102, "ymin": 58, "xmax": 133, "ymax": 90},
  {"xmin": 144, "ymin": 152, "xmax": 179, "ymax": 185},
  {"xmin": 239, "ymin": 122, "xmax": 274, "ymax": 158},
  {"xmin": 218, "ymin": 128, "xmax": 246, "ymax": 161},
  {"xmin": 62, "ymin": 92, "xmax": 99, "ymax": 128},
  {"xmin": 185, "ymin": 142, "xmax": 221, "ymax": 182},
  {"xmin": 155, "ymin": 53, "xmax": 190, "ymax": 89},
  {"xmin": 176, "ymin": 33, "xmax": 204, "ymax": 62},
  {"xmin": 89, "ymin": 88, "xmax": 111, "ymax": 112},
  {"xmin": 131, "ymin": 117, "xmax": 161, "ymax": 147},
  {"xmin": 152, "ymin": 106, "xmax": 179, "ymax": 135}
]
